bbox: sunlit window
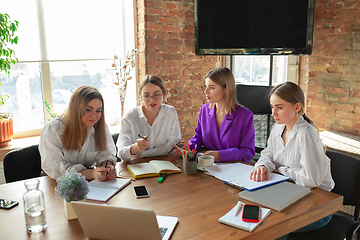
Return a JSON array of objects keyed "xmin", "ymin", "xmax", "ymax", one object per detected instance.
[
  {"xmin": 1, "ymin": 0, "xmax": 136, "ymax": 137},
  {"xmin": 233, "ymin": 55, "xmax": 288, "ymax": 86}
]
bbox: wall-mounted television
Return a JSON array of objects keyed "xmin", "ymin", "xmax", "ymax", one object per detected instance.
[{"xmin": 195, "ymin": 0, "xmax": 315, "ymax": 55}]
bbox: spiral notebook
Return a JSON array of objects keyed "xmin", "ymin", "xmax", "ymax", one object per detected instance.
[
  {"xmin": 218, "ymin": 204, "xmax": 271, "ymax": 232},
  {"xmin": 86, "ymin": 178, "xmax": 131, "ymax": 202}
]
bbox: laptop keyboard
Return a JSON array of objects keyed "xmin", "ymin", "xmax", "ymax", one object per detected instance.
[{"xmin": 159, "ymin": 227, "xmax": 168, "ymax": 238}]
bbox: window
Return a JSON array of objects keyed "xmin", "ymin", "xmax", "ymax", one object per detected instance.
[
  {"xmin": 232, "ymin": 55, "xmax": 289, "ymax": 86},
  {"xmin": 232, "ymin": 55, "xmax": 298, "ymax": 150},
  {"xmin": 0, "ymin": 0, "xmax": 136, "ymax": 138}
]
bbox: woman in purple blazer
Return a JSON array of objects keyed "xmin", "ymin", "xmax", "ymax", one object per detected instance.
[{"xmin": 188, "ymin": 67, "xmax": 255, "ymax": 162}]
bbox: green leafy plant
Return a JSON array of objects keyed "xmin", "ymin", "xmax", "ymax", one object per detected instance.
[
  {"xmin": 55, "ymin": 171, "xmax": 89, "ymax": 202},
  {"xmin": 0, "ymin": 13, "xmax": 19, "ymax": 108},
  {"xmin": 0, "ymin": 13, "xmax": 19, "ymax": 76}
]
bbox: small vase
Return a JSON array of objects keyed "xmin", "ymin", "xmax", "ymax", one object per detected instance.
[
  {"xmin": 64, "ymin": 199, "xmax": 85, "ymax": 220},
  {"xmin": 0, "ymin": 115, "xmax": 13, "ymax": 144}
]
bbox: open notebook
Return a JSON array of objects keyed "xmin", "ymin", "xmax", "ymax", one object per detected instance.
[
  {"xmin": 71, "ymin": 201, "xmax": 178, "ymax": 240},
  {"xmin": 86, "ymin": 178, "xmax": 131, "ymax": 202}
]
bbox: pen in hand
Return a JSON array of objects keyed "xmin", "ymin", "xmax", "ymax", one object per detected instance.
[
  {"xmin": 104, "ymin": 160, "xmax": 110, "ymax": 181},
  {"xmin": 138, "ymin": 134, "xmax": 148, "ymax": 140},
  {"xmin": 234, "ymin": 201, "xmax": 243, "ymax": 217}
]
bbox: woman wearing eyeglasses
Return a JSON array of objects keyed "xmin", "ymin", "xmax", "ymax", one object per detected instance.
[{"xmin": 116, "ymin": 75, "xmax": 181, "ymax": 161}]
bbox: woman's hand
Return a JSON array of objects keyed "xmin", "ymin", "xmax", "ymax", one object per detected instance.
[
  {"xmin": 93, "ymin": 167, "xmax": 109, "ymax": 181},
  {"xmin": 130, "ymin": 136, "xmax": 149, "ymax": 155},
  {"xmin": 250, "ymin": 165, "xmax": 269, "ymax": 182},
  {"xmin": 174, "ymin": 142, "xmax": 187, "ymax": 156},
  {"xmin": 93, "ymin": 160, "xmax": 116, "ymax": 181},
  {"xmin": 203, "ymin": 151, "xmax": 220, "ymax": 162}
]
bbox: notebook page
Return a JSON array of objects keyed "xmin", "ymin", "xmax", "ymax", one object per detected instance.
[{"xmin": 205, "ymin": 163, "xmax": 290, "ymax": 191}]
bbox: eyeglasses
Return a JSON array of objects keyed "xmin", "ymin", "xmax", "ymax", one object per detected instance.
[{"xmin": 141, "ymin": 93, "xmax": 163, "ymax": 101}]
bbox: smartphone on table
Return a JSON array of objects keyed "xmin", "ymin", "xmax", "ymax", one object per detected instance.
[
  {"xmin": 0, "ymin": 199, "xmax": 19, "ymax": 210},
  {"xmin": 134, "ymin": 186, "xmax": 149, "ymax": 199},
  {"xmin": 241, "ymin": 204, "xmax": 260, "ymax": 223}
]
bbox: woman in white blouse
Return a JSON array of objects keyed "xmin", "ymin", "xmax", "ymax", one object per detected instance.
[
  {"xmin": 39, "ymin": 85, "xmax": 117, "ymax": 181},
  {"xmin": 250, "ymin": 82, "xmax": 334, "ymax": 239},
  {"xmin": 116, "ymin": 75, "xmax": 181, "ymax": 161}
]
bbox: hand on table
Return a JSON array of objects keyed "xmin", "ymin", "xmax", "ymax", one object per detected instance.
[{"xmin": 250, "ymin": 165, "xmax": 269, "ymax": 182}]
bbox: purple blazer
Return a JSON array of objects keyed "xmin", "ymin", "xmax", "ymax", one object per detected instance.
[{"xmin": 189, "ymin": 103, "xmax": 255, "ymax": 162}]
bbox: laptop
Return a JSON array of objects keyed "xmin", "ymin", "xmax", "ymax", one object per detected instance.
[{"xmin": 71, "ymin": 201, "xmax": 178, "ymax": 240}]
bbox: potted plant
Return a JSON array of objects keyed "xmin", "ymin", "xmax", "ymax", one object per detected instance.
[
  {"xmin": 0, "ymin": 13, "xmax": 19, "ymax": 144},
  {"xmin": 55, "ymin": 171, "xmax": 89, "ymax": 220}
]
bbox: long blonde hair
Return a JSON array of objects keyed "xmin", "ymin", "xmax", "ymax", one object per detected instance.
[
  {"xmin": 206, "ymin": 67, "xmax": 239, "ymax": 115},
  {"xmin": 61, "ymin": 85, "xmax": 106, "ymax": 151},
  {"xmin": 269, "ymin": 82, "xmax": 319, "ymax": 132}
]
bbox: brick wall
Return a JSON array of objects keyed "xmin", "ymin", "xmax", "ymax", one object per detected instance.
[
  {"xmin": 304, "ymin": 0, "xmax": 360, "ymax": 136},
  {"xmin": 137, "ymin": 0, "xmax": 222, "ymax": 142}
]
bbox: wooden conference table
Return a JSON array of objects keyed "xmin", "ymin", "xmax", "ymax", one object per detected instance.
[{"xmin": 0, "ymin": 153, "xmax": 343, "ymax": 240}]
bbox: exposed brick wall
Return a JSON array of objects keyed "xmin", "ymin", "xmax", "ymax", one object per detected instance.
[
  {"xmin": 137, "ymin": 0, "xmax": 222, "ymax": 142},
  {"xmin": 304, "ymin": 0, "xmax": 360, "ymax": 135}
]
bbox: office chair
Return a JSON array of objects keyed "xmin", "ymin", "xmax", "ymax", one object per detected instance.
[
  {"xmin": 236, "ymin": 84, "xmax": 274, "ymax": 154},
  {"xmin": 3, "ymin": 145, "xmax": 44, "ymax": 183},
  {"xmin": 287, "ymin": 151, "xmax": 360, "ymax": 240}
]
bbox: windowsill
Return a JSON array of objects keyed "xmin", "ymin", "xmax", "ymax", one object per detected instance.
[{"xmin": 0, "ymin": 136, "xmax": 40, "ymax": 162}]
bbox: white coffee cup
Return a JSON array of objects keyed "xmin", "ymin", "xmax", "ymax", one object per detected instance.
[{"xmin": 198, "ymin": 155, "xmax": 215, "ymax": 167}]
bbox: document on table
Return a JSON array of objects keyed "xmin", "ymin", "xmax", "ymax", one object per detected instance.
[{"xmin": 205, "ymin": 162, "xmax": 290, "ymax": 191}]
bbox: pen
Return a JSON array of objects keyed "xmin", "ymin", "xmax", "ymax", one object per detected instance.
[
  {"xmin": 167, "ymin": 141, "xmax": 181, "ymax": 155},
  {"xmin": 138, "ymin": 134, "xmax": 148, "ymax": 140},
  {"xmin": 157, "ymin": 173, "xmax": 167, "ymax": 183},
  {"xmin": 234, "ymin": 201, "xmax": 243, "ymax": 217},
  {"xmin": 116, "ymin": 176, "xmax": 135, "ymax": 181},
  {"xmin": 104, "ymin": 160, "xmax": 110, "ymax": 181}
]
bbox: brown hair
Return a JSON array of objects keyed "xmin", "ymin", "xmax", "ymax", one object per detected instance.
[
  {"xmin": 269, "ymin": 82, "xmax": 319, "ymax": 131},
  {"xmin": 138, "ymin": 75, "xmax": 166, "ymax": 96},
  {"xmin": 61, "ymin": 85, "xmax": 107, "ymax": 151},
  {"xmin": 206, "ymin": 67, "xmax": 239, "ymax": 115}
]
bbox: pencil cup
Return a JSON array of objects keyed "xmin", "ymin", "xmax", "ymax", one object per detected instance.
[{"xmin": 183, "ymin": 157, "xmax": 197, "ymax": 175}]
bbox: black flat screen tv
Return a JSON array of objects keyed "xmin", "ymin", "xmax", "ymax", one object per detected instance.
[{"xmin": 195, "ymin": 0, "xmax": 315, "ymax": 55}]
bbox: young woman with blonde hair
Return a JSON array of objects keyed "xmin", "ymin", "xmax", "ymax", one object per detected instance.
[
  {"xmin": 116, "ymin": 75, "xmax": 181, "ymax": 161},
  {"xmin": 39, "ymin": 85, "xmax": 117, "ymax": 180},
  {"xmin": 250, "ymin": 82, "xmax": 334, "ymax": 239},
  {"xmin": 188, "ymin": 67, "xmax": 255, "ymax": 162}
]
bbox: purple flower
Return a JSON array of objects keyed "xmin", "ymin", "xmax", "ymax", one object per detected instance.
[{"xmin": 55, "ymin": 171, "xmax": 89, "ymax": 202}]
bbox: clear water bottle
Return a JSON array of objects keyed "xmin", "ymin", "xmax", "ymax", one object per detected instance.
[{"xmin": 23, "ymin": 179, "xmax": 47, "ymax": 233}]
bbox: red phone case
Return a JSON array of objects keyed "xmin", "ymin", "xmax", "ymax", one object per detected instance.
[{"xmin": 241, "ymin": 204, "xmax": 260, "ymax": 223}]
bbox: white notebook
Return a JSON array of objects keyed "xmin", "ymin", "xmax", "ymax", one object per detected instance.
[
  {"xmin": 219, "ymin": 204, "xmax": 271, "ymax": 232},
  {"xmin": 205, "ymin": 163, "xmax": 290, "ymax": 191},
  {"xmin": 86, "ymin": 178, "xmax": 131, "ymax": 202}
]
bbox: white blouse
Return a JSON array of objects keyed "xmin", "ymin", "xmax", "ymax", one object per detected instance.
[
  {"xmin": 116, "ymin": 104, "xmax": 181, "ymax": 161},
  {"xmin": 254, "ymin": 116, "xmax": 334, "ymax": 191},
  {"xmin": 39, "ymin": 117, "xmax": 117, "ymax": 180}
]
